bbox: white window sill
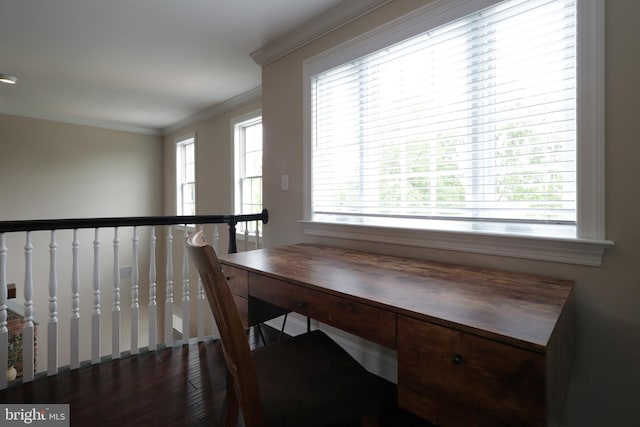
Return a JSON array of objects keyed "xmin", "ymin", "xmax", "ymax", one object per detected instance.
[{"xmin": 300, "ymin": 220, "xmax": 614, "ymax": 267}]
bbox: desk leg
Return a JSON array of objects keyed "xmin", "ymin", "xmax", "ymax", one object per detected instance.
[
  {"xmin": 255, "ymin": 324, "xmax": 266, "ymax": 345},
  {"xmin": 279, "ymin": 313, "xmax": 288, "ymax": 340}
]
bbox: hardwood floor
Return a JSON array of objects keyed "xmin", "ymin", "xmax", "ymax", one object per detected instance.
[{"xmin": 1, "ymin": 326, "xmax": 433, "ymax": 426}]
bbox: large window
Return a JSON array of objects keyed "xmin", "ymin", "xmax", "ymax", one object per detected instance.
[
  {"xmin": 176, "ymin": 135, "xmax": 195, "ymax": 216},
  {"xmin": 304, "ymin": 0, "xmax": 611, "ymax": 265},
  {"xmin": 233, "ymin": 112, "xmax": 263, "ymax": 235}
]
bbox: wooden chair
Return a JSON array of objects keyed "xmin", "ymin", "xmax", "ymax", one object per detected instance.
[{"xmin": 186, "ymin": 231, "xmax": 395, "ymax": 427}]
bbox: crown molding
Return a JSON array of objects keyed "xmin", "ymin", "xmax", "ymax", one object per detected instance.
[
  {"xmin": 250, "ymin": 0, "xmax": 392, "ymax": 66},
  {"xmin": 162, "ymin": 86, "xmax": 262, "ymax": 135}
]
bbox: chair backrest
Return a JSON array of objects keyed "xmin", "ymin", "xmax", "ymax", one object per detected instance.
[{"xmin": 186, "ymin": 231, "xmax": 266, "ymax": 426}]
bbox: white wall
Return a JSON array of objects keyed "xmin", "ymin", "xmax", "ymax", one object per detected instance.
[
  {"xmin": 260, "ymin": 0, "xmax": 640, "ymax": 426},
  {"xmin": 0, "ymin": 113, "xmax": 163, "ymax": 368}
]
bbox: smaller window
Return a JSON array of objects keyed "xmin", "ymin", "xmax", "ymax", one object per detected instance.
[
  {"xmin": 233, "ymin": 112, "xmax": 263, "ymax": 236},
  {"xmin": 176, "ymin": 135, "xmax": 196, "ymax": 216}
]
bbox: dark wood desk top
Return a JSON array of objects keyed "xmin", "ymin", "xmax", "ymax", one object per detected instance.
[{"xmin": 220, "ymin": 244, "xmax": 573, "ymax": 353}]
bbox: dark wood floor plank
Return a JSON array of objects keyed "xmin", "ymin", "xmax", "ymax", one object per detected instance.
[
  {"xmin": 1, "ymin": 326, "xmax": 432, "ymax": 426},
  {"xmin": 1, "ymin": 338, "xmax": 225, "ymax": 426}
]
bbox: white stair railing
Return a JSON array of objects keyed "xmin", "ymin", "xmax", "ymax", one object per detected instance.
[
  {"xmin": 92, "ymin": 229, "xmax": 101, "ymax": 365},
  {"xmin": 148, "ymin": 226, "xmax": 158, "ymax": 351},
  {"xmin": 181, "ymin": 225, "xmax": 190, "ymax": 342},
  {"xmin": 255, "ymin": 220, "xmax": 261, "ymax": 249},
  {"xmin": 23, "ymin": 232, "xmax": 35, "ymax": 382},
  {"xmin": 47, "ymin": 230, "xmax": 58, "ymax": 376},
  {"xmin": 197, "ymin": 224, "xmax": 206, "ymax": 343},
  {"xmin": 0, "ymin": 211, "xmax": 268, "ymax": 390},
  {"xmin": 164, "ymin": 225, "xmax": 174, "ymax": 347},
  {"xmin": 131, "ymin": 227, "xmax": 140, "ymax": 355},
  {"xmin": 0, "ymin": 233, "xmax": 8, "ymax": 389},
  {"xmin": 70, "ymin": 229, "xmax": 80, "ymax": 370},
  {"xmin": 112, "ymin": 228, "xmax": 121, "ymax": 360},
  {"xmin": 213, "ymin": 224, "xmax": 220, "ymax": 252}
]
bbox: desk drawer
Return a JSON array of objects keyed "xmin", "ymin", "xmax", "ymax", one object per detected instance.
[
  {"xmin": 398, "ymin": 315, "xmax": 545, "ymax": 426},
  {"xmin": 221, "ymin": 264, "xmax": 248, "ymax": 297},
  {"xmin": 250, "ymin": 273, "xmax": 396, "ymax": 348}
]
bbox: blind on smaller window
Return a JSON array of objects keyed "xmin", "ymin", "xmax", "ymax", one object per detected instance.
[
  {"xmin": 238, "ymin": 120, "xmax": 263, "ymax": 214},
  {"xmin": 234, "ymin": 116, "xmax": 263, "ymax": 235},
  {"xmin": 177, "ymin": 137, "xmax": 195, "ymax": 216},
  {"xmin": 311, "ymin": 0, "xmax": 577, "ymax": 226}
]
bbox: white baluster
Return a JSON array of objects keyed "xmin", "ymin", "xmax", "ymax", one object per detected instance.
[
  {"xmin": 70, "ymin": 229, "xmax": 80, "ymax": 370},
  {"xmin": 1, "ymin": 233, "xmax": 8, "ymax": 389},
  {"xmin": 255, "ymin": 220, "xmax": 261, "ymax": 250},
  {"xmin": 48, "ymin": 230, "xmax": 58, "ymax": 376},
  {"xmin": 148, "ymin": 226, "xmax": 157, "ymax": 351},
  {"xmin": 23, "ymin": 232, "xmax": 35, "ymax": 382},
  {"xmin": 165, "ymin": 225, "xmax": 174, "ymax": 347},
  {"xmin": 197, "ymin": 225, "xmax": 205, "ymax": 342},
  {"xmin": 244, "ymin": 226, "xmax": 249, "ymax": 252},
  {"xmin": 213, "ymin": 224, "xmax": 220, "ymax": 252},
  {"xmin": 182, "ymin": 224, "xmax": 190, "ymax": 343},
  {"xmin": 112, "ymin": 228, "xmax": 120, "ymax": 359},
  {"xmin": 92, "ymin": 229, "xmax": 101, "ymax": 364},
  {"xmin": 131, "ymin": 226, "xmax": 139, "ymax": 354}
]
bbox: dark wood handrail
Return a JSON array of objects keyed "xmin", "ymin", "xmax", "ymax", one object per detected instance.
[
  {"xmin": 0, "ymin": 210, "xmax": 268, "ymax": 233},
  {"xmin": 0, "ymin": 209, "xmax": 268, "ymax": 253}
]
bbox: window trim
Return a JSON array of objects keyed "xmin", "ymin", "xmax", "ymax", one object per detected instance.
[
  {"xmin": 231, "ymin": 109, "xmax": 263, "ymax": 239},
  {"xmin": 175, "ymin": 133, "xmax": 196, "ymax": 217},
  {"xmin": 302, "ymin": 0, "xmax": 613, "ymax": 266}
]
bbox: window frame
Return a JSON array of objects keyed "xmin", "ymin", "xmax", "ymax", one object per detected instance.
[
  {"xmin": 302, "ymin": 0, "xmax": 612, "ymax": 266},
  {"xmin": 176, "ymin": 134, "xmax": 196, "ymax": 217},
  {"xmin": 232, "ymin": 110, "xmax": 263, "ymax": 238}
]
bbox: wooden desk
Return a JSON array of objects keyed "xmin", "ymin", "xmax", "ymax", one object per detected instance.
[{"xmin": 219, "ymin": 244, "xmax": 574, "ymax": 427}]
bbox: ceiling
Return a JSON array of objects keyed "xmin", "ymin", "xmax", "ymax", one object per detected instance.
[{"xmin": 0, "ymin": 0, "xmax": 383, "ymax": 135}]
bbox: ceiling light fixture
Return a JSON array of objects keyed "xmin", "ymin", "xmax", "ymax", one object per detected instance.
[{"xmin": 0, "ymin": 74, "xmax": 18, "ymax": 84}]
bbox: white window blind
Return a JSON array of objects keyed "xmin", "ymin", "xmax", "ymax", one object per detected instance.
[{"xmin": 311, "ymin": 0, "xmax": 576, "ymax": 228}]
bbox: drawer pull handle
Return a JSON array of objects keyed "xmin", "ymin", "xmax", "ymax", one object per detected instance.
[{"xmin": 452, "ymin": 354, "xmax": 463, "ymax": 365}]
